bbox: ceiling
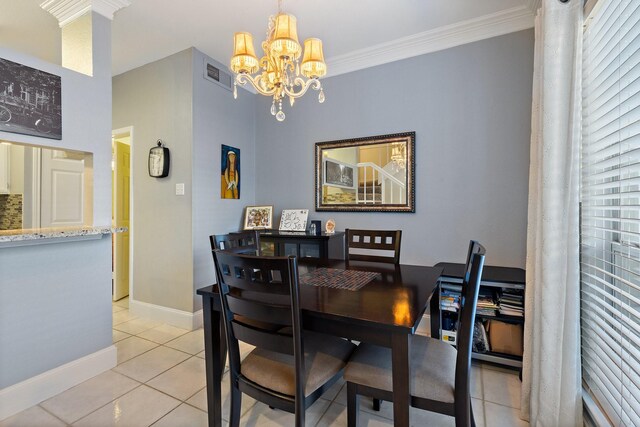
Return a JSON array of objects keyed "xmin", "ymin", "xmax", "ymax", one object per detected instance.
[{"xmin": 0, "ymin": 0, "xmax": 534, "ymax": 77}]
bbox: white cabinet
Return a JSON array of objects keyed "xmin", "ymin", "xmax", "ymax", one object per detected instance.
[{"xmin": 0, "ymin": 143, "xmax": 9, "ymax": 194}]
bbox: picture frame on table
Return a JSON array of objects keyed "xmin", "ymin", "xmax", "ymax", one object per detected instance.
[
  {"xmin": 279, "ymin": 209, "xmax": 309, "ymax": 232},
  {"xmin": 243, "ymin": 205, "xmax": 273, "ymax": 230}
]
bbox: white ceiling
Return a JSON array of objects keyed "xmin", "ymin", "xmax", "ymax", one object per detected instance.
[{"xmin": 0, "ymin": 0, "xmax": 533, "ymax": 77}]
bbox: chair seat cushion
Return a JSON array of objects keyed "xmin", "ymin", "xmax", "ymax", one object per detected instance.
[
  {"xmin": 241, "ymin": 331, "xmax": 356, "ymax": 397},
  {"xmin": 343, "ymin": 335, "xmax": 457, "ymax": 403}
]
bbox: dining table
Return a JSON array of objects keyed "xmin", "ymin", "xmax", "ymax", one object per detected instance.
[{"xmin": 196, "ymin": 258, "xmax": 444, "ymax": 427}]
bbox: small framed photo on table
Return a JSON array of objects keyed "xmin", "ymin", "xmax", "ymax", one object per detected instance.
[
  {"xmin": 243, "ymin": 205, "xmax": 273, "ymax": 230},
  {"xmin": 279, "ymin": 209, "xmax": 309, "ymax": 231}
]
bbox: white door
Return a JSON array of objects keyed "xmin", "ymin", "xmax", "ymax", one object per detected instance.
[{"xmin": 40, "ymin": 149, "xmax": 85, "ymax": 228}]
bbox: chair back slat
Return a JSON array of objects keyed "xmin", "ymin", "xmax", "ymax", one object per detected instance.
[
  {"xmin": 220, "ymin": 273, "xmax": 291, "ymax": 295},
  {"xmin": 453, "ymin": 243, "xmax": 486, "ymax": 422},
  {"xmin": 227, "ymin": 294, "xmax": 294, "ymax": 325},
  {"xmin": 231, "ymin": 321, "xmax": 295, "ymax": 355},
  {"xmin": 455, "ymin": 240, "xmax": 484, "ymax": 331},
  {"xmin": 211, "ymin": 231, "xmax": 260, "ymax": 254},
  {"xmin": 345, "ymin": 229, "xmax": 402, "ymax": 264},
  {"xmin": 463, "ymin": 240, "xmax": 483, "ymax": 283},
  {"xmin": 216, "ymin": 256, "xmax": 292, "ymax": 295}
]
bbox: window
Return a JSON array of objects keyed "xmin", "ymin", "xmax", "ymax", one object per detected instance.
[
  {"xmin": 581, "ymin": 0, "xmax": 640, "ymax": 425},
  {"xmin": 20, "ymin": 84, "xmax": 28, "ymax": 103}
]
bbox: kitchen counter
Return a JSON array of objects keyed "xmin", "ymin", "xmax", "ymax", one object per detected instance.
[{"xmin": 0, "ymin": 226, "xmax": 127, "ymax": 247}]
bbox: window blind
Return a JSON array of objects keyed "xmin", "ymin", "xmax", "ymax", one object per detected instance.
[{"xmin": 581, "ymin": 0, "xmax": 640, "ymax": 425}]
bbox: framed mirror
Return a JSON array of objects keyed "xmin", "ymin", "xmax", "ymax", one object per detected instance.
[{"xmin": 315, "ymin": 132, "xmax": 415, "ymax": 212}]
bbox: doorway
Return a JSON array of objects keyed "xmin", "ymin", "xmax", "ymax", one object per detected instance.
[{"xmin": 112, "ymin": 127, "xmax": 133, "ymax": 301}]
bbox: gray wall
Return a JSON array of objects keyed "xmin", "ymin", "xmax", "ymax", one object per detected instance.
[
  {"xmin": 113, "ymin": 48, "xmax": 257, "ymax": 313},
  {"xmin": 191, "ymin": 51, "xmax": 256, "ymax": 310},
  {"xmin": 255, "ymin": 30, "xmax": 534, "ymax": 268},
  {"xmin": 0, "ymin": 239, "xmax": 112, "ymax": 388},
  {"xmin": 0, "ymin": 13, "xmax": 113, "ymax": 388},
  {"xmin": 113, "ymin": 49, "xmax": 195, "ymax": 312}
]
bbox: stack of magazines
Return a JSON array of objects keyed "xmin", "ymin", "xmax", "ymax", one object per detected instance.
[
  {"xmin": 476, "ymin": 289, "xmax": 499, "ymax": 316},
  {"xmin": 440, "ymin": 288, "xmax": 461, "ymax": 312},
  {"xmin": 498, "ymin": 289, "xmax": 524, "ymax": 317}
]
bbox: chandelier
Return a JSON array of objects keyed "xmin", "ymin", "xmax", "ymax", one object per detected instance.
[
  {"xmin": 391, "ymin": 142, "xmax": 406, "ymax": 169},
  {"xmin": 229, "ymin": 1, "xmax": 327, "ymax": 122}
]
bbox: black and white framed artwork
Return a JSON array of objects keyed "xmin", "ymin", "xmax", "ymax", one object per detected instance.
[{"xmin": 0, "ymin": 58, "xmax": 62, "ymax": 140}]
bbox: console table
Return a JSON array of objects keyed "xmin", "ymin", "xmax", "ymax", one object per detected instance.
[{"xmin": 259, "ymin": 230, "xmax": 344, "ymax": 259}]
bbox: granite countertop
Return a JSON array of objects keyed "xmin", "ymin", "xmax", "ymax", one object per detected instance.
[{"xmin": 0, "ymin": 226, "xmax": 127, "ymax": 245}]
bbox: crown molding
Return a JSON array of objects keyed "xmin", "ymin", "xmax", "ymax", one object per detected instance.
[
  {"xmin": 92, "ymin": 0, "xmax": 131, "ymax": 20},
  {"xmin": 527, "ymin": 0, "xmax": 542, "ymax": 14},
  {"xmin": 40, "ymin": 0, "xmax": 131, "ymax": 27},
  {"xmin": 326, "ymin": 5, "xmax": 535, "ymax": 78}
]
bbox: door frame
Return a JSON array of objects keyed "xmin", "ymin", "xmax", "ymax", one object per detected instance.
[{"xmin": 112, "ymin": 126, "xmax": 134, "ymax": 301}]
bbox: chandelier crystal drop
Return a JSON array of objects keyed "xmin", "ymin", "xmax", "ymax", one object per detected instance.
[{"xmin": 229, "ymin": 1, "xmax": 327, "ymax": 121}]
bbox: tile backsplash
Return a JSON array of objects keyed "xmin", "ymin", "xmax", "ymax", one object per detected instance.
[{"xmin": 0, "ymin": 194, "xmax": 23, "ymax": 230}]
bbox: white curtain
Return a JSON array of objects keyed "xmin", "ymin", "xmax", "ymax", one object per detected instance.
[{"xmin": 521, "ymin": 0, "xmax": 583, "ymax": 425}]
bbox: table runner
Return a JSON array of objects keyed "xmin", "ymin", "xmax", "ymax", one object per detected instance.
[{"xmin": 300, "ymin": 268, "xmax": 379, "ymax": 291}]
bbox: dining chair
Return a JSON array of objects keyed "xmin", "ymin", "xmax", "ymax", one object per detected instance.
[
  {"xmin": 343, "ymin": 242, "xmax": 486, "ymax": 427},
  {"xmin": 212, "ymin": 250, "xmax": 357, "ymax": 427},
  {"xmin": 344, "ymin": 228, "xmax": 402, "ymax": 410},
  {"xmin": 210, "ymin": 230, "xmax": 260, "ymax": 254},
  {"xmin": 209, "ymin": 232, "xmax": 276, "ymax": 378},
  {"xmin": 344, "ymin": 229, "xmax": 402, "ymax": 264}
]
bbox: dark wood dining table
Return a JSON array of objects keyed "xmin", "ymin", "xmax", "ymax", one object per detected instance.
[{"xmin": 196, "ymin": 258, "xmax": 443, "ymax": 427}]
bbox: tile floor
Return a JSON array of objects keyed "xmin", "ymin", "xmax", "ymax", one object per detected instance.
[{"xmin": 1, "ymin": 298, "xmax": 529, "ymax": 427}]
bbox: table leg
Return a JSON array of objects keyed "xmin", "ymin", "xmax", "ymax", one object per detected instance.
[
  {"xmin": 202, "ymin": 296, "xmax": 223, "ymax": 427},
  {"xmin": 391, "ymin": 333, "xmax": 411, "ymax": 427}
]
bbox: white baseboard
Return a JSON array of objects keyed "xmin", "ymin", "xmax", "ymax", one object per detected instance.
[
  {"xmin": 193, "ymin": 308, "xmax": 203, "ymax": 330},
  {"xmin": 129, "ymin": 299, "xmax": 203, "ymax": 330},
  {"xmin": 0, "ymin": 345, "xmax": 116, "ymax": 421}
]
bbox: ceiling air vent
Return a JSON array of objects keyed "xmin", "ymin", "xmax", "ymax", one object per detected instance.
[{"xmin": 203, "ymin": 60, "xmax": 232, "ymax": 92}]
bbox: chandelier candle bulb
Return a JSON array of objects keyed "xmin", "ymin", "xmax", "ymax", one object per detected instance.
[{"xmin": 229, "ymin": 4, "xmax": 327, "ymax": 121}]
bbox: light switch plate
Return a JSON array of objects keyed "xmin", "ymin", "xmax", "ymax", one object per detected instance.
[{"xmin": 176, "ymin": 183, "xmax": 185, "ymax": 195}]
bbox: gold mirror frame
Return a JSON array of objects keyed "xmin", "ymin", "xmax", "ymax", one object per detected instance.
[{"xmin": 315, "ymin": 132, "xmax": 415, "ymax": 212}]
